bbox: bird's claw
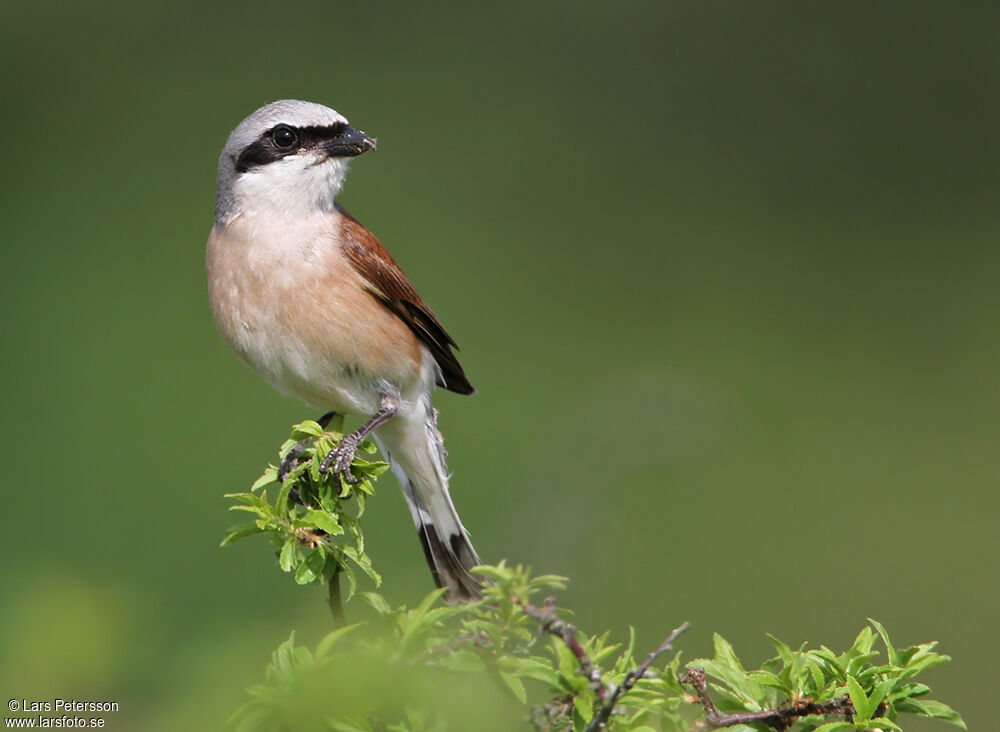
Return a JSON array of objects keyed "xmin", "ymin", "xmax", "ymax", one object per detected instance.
[
  {"xmin": 277, "ymin": 411, "xmax": 338, "ymax": 482},
  {"xmin": 320, "ymin": 435, "xmax": 362, "ymax": 485},
  {"xmin": 278, "ymin": 443, "xmax": 308, "ymax": 482}
]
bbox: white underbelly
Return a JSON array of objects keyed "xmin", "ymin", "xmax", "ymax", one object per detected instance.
[{"xmin": 206, "ymin": 218, "xmax": 430, "ymax": 416}]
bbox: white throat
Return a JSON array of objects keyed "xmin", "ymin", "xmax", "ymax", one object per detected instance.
[{"xmin": 229, "ymin": 153, "xmax": 349, "ymax": 221}]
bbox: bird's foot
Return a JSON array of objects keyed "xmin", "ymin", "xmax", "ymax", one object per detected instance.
[
  {"xmin": 320, "ymin": 433, "xmax": 362, "ymax": 485},
  {"xmin": 277, "ymin": 411, "xmax": 338, "ymax": 482},
  {"xmin": 278, "ymin": 443, "xmax": 308, "ymax": 482}
]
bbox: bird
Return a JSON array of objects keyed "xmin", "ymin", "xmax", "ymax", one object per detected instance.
[{"xmin": 206, "ymin": 100, "xmax": 483, "ymax": 600}]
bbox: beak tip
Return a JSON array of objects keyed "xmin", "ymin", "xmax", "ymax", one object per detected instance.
[{"xmin": 323, "ymin": 127, "xmax": 378, "ymax": 158}]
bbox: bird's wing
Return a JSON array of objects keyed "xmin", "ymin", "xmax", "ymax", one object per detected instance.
[{"xmin": 336, "ymin": 205, "xmax": 475, "ymax": 395}]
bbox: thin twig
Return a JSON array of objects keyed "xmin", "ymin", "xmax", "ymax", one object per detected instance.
[
  {"xmin": 585, "ymin": 621, "xmax": 690, "ymax": 731},
  {"xmin": 521, "ymin": 596, "xmax": 606, "ymax": 696},
  {"xmin": 679, "ymin": 667, "xmax": 876, "ymax": 730},
  {"xmin": 328, "ymin": 563, "xmax": 345, "ymax": 627},
  {"xmin": 529, "ymin": 696, "xmax": 573, "ymax": 731}
]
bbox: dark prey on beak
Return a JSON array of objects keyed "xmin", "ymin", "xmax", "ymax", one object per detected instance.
[{"xmin": 324, "ymin": 125, "xmax": 377, "ymax": 158}]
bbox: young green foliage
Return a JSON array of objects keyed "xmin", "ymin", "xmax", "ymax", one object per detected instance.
[
  {"xmin": 224, "ymin": 423, "xmax": 965, "ymax": 732},
  {"xmin": 680, "ymin": 620, "xmax": 964, "ymax": 732},
  {"xmin": 221, "ymin": 417, "xmax": 389, "ymax": 599}
]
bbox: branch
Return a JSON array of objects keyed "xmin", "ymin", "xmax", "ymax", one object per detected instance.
[
  {"xmin": 586, "ymin": 621, "xmax": 690, "ymax": 731},
  {"xmin": 327, "ymin": 564, "xmax": 345, "ymax": 627},
  {"xmin": 679, "ymin": 667, "xmax": 882, "ymax": 731},
  {"xmin": 520, "ymin": 596, "xmax": 606, "ymax": 695},
  {"xmin": 529, "ymin": 696, "xmax": 573, "ymax": 731},
  {"xmin": 519, "ymin": 596, "xmax": 689, "ymax": 731}
]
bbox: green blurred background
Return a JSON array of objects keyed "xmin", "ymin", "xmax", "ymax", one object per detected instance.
[{"xmin": 1, "ymin": 1, "xmax": 995, "ymax": 729}]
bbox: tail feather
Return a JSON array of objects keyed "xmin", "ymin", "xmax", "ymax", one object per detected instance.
[
  {"xmin": 374, "ymin": 404, "xmax": 483, "ymax": 601},
  {"xmin": 403, "ymin": 478, "xmax": 482, "ymax": 600}
]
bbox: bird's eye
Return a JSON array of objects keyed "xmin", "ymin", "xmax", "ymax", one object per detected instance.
[{"xmin": 272, "ymin": 125, "xmax": 299, "ymax": 149}]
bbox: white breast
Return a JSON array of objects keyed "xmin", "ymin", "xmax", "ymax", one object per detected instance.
[{"xmin": 206, "ymin": 212, "xmax": 431, "ymax": 416}]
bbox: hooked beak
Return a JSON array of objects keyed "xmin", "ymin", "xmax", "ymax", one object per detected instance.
[{"xmin": 323, "ymin": 125, "xmax": 377, "ymax": 158}]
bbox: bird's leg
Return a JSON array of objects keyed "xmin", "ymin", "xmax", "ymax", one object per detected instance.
[
  {"xmin": 321, "ymin": 391, "xmax": 399, "ymax": 484},
  {"xmin": 278, "ymin": 411, "xmax": 338, "ymax": 483}
]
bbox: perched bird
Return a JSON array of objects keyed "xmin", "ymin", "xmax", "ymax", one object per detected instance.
[{"xmin": 206, "ymin": 100, "xmax": 482, "ymax": 599}]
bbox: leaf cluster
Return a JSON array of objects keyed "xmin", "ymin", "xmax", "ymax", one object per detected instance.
[
  {"xmin": 222, "ymin": 423, "xmax": 965, "ymax": 732},
  {"xmin": 221, "ymin": 417, "xmax": 389, "ymax": 597},
  {"xmin": 676, "ymin": 620, "xmax": 964, "ymax": 732}
]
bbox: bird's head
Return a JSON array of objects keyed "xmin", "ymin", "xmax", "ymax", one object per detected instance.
[{"xmin": 215, "ymin": 100, "xmax": 376, "ymax": 223}]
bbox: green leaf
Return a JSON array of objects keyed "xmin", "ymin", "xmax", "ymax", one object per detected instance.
[
  {"xmin": 898, "ymin": 643, "xmax": 951, "ymax": 681},
  {"xmin": 813, "ymin": 723, "xmax": 855, "ymax": 732},
  {"xmin": 499, "ymin": 671, "xmax": 527, "ymax": 703},
  {"xmin": 590, "ymin": 641, "xmax": 622, "ymax": 666},
  {"xmin": 338, "ymin": 474, "xmax": 353, "ymax": 498},
  {"xmin": 847, "ymin": 675, "xmax": 871, "ymax": 721},
  {"xmin": 850, "ymin": 627, "xmax": 876, "ymax": 657},
  {"xmin": 866, "ymin": 717, "xmax": 903, "ymax": 731},
  {"xmin": 300, "ymin": 510, "xmax": 344, "ymax": 536},
  {"xmin": 251, "ymin": 467, "xmax": 279, "ymax": 492},
  {"xmin": 358, "ymin": 592, "xmax": 393, "ymax": 615},
  {"xmin": 805, "ymin": 658, "xmax": 826, "ymax": 694},
  {"xmin": 341, "ymin": 544, "xmax": 382, "ymax": 586},
  {"xmin": 713, "ymin": 633, "xmax": 745, "ymax": 672},
  {"xmin": 399, "ymin": 588, "xmax": 450, "ymax": 639},
  {"xmin": 846, "ymin": 651, "xmax": 880, "ymax": 677},
  {"xmin": 572, "ymin": 692, "xmax": 593, "ymax": 722},
  {"xmin": 294, "ymin": 548, "xmax": 326, "ymax": 585},
  {"xmin": 498, "ymin": 656, "xmax": 562, "ymax": 688},
  {"xmin": 867, "ymin": 679, "xmax": 893, "ymax": 716},
  {"xmin": 889, "ymin": 682, "xmax": 930, "ymax": 702},
  {"xmin": 220, "ymin": 522, "xmax": 265, "ymax": 547},
  {"xmin": 225, "ymin": 491, "xmax": 265, "ymax": 507},
  {"xmin": 226, "ymin": 504, "xmax": 267, "ymax": 517},
  {"xmin": 438, "ymin": 650, "xmax": 486, "ymax": 673},
  {"xmin": 470, "ymin": 563, "xmax": 517, "ymax": 583},
  {"xmin": 314, "ymin": 623, "xmax": 365, "ymax": 660},
  {"xmin": 338, "ymin": 556, "xmax": 357, "ymax": 600},
  {"xmin": 661, "ymin": 652, "xmax": 685, "ymax": 694},
  {"xmin": 278, "ymin": 538, "xmax": 297, "ymax": 572},
  {"xmin": 767, "ymin": 633, "xmax": 794, "ymax": 664},
  {"xmin": 275, "ymin": 473, "xmax": 294, "ymax": 515},
  {"xmin": 292, "ymin": 419, "xmax": 326, "ymax": 439},
  {"xmin": 692, "ymin": 659, "xmax": 763, "ymax": 709},
  {"xmin": 747, "ymin": 670, "xmax": 790, "ymax": 695},
  {"xmin": 554, "ymin": 639, "xmax": 582, "ymax": 686},
  {"xmin": 867, "ymin": 618, "xmax": 897, "ymax": 666},
  {"xmin": 895, "ymin": 698, "xmax": 966, "ymax": 728},
  {"xmin": 310, "ymin": 446, "xmax": 327, "ymax": 483}
]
